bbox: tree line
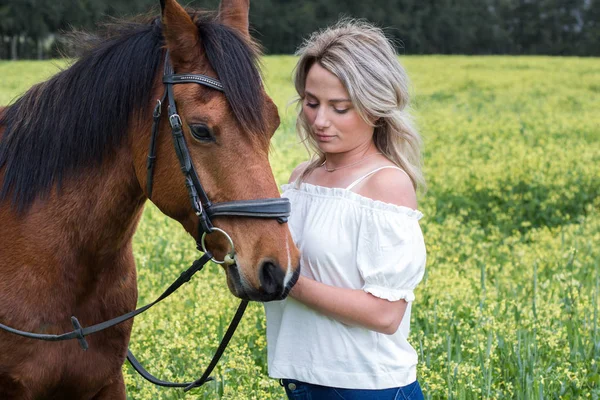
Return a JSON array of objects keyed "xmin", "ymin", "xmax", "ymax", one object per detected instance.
[{"xmin": 1, "ymin": 0, "xmax": 598, "ymax": 60}]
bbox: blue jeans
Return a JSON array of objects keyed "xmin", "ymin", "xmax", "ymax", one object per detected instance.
[{"xmin": 280, "ymin": 379, "xmax": 424, "ymax": 400}]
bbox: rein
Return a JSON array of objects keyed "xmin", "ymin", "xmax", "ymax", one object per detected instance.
[{"xmin": 0, "ymin": 51, "xmax": 291, "ymax": 392}]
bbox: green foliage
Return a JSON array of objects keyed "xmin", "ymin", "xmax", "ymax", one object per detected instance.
[
  {"xmin": 1, "ymin": 0, "xmax": 600, "ymax": 59},
  {"xmin": 246, "ymin": 0, "xmax": 598, "ymax": 56},
  {"xmin": 0, "ymin": 55, "xmax": 599, "ymax": 399}
]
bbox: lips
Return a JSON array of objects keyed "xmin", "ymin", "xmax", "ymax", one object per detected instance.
[{"xmin": 315, "ymin": 133, "xmax": 335, "ymax": 141}]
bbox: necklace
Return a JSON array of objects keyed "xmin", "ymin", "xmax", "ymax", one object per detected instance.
[{"xmin": 322, "ymin": 152, "xmax": 382, "ymax": 172}]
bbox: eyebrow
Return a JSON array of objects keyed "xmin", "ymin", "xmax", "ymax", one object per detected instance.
[{"xmin": 305, "ymin": 91, "xmax": 351, "ymax": 104}]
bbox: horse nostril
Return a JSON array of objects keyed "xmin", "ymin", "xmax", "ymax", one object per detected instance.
[{"xmin": 259, "ymin": 261, "xmax": 285, "ymax": 297}]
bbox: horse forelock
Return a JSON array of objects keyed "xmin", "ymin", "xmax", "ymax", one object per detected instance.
[
  {"xmin": 193, "ymin": 14, "xmax": 269, "ymax": 140},
  {"xmin": 0, "ymin": 11, "xmax": 270, "ymax": 211}
]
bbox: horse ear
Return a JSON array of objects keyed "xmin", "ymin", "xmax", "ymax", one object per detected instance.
[
  {"xmin": 219, "ymin": 0, "xmax": 250, "ymax": 41},
  {"xmin": 161, "ymin": 0, "xmax": 199, "ymax": 66}
]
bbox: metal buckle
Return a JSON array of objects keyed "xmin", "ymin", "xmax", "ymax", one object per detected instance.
[
  {"xmin": 193, "ymin": 197, "xmax": 203, "ymax": 217},
  {"xmin": 169, "ymin": 114, "xmax": 182, "ymax": 128},
  {"xmin": 153, "ymin": 100, "xmax": 162, "ymax": 118},
  {"xmin": 201, "ymin": 228, "xmax": 235, "ymax": 265}
]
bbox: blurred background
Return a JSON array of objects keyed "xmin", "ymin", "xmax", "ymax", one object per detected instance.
[{"xmin": 1, "ymin": 0, "xmax": 599, "ymax": 59}]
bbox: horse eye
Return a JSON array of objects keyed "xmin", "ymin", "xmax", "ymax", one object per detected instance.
[{"xmin": 189, "ymin": 124, "xmax": 215, "ymax": 142}]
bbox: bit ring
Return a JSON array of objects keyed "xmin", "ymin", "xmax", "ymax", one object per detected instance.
[{"xmin": 200, "ymin": 228, "xmax": 235, "ymax": 265}]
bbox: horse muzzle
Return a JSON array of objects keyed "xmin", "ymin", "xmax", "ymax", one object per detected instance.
[{"xmin": 225, "ymin": 261, "xmax": 300, "ymax": 302}]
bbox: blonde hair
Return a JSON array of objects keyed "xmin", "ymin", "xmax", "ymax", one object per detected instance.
[{"xmin": 293, "ymin": 19, "xmax": 426, "ymax": 193}]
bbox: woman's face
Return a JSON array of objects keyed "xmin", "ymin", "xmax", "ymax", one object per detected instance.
[{"xmin": 302, "ymin": 63, "xmax": 374, "ymax": 154}]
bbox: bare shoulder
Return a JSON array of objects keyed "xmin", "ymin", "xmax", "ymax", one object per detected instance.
[
  {"xmin": 357, "ymin": 167, "xmax": 417, "ymax": 210},
  {"xmin": 288, "ymin": 161, "xmax": 311, "ymax": 184}
]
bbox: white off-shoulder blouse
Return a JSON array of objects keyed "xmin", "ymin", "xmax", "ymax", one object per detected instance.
[{"xmin": 264, "ymin": 177, "xmax": 427, "ymax": 390}]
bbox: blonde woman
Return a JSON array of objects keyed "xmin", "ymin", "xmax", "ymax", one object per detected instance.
[{"xmin": 264, "ymin": 20, "xmax": 427, "ymax": 400}]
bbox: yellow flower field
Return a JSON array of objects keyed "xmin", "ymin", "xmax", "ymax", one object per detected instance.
[{"xmin": 0, "ymin": 55, "xmax": 598, "ymax": 399}]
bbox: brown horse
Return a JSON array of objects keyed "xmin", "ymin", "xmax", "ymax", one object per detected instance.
[{"xmin": 0, "ymin": 0, "xmax": 300, "ymax": 398}]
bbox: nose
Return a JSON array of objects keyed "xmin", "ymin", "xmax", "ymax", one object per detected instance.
[
  {"xmin": 313, "ymin": 107, "xmax": 329, "ymax": 130},
  {"xmin": 259, "ymin": 261, "xmax": 285, "ymax": 297}
]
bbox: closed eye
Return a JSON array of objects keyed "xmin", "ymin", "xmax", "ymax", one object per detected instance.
[
  {"xmin": 334, "ymin": 108, "xmax": 349, "ymax": 114},
  {"xmin": 189, "ymin": 124, "xmax": 215, "ymax": 143}
]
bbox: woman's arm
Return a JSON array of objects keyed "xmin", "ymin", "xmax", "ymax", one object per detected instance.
[
  {"xmin": 290, "ymin": 276, "xmax": 408, "ymax": 335},
  {"xmin": 288, "ymin": 166, "xmax": 418, "ymax": 335}
]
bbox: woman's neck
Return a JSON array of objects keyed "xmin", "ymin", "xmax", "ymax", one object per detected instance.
[{"xmin": 324, "ymin": 142, "xmax": 379, "ymax": 170}]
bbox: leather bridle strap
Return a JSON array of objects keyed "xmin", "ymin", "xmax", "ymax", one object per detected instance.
[
  {"xmin": 207, "ymin": 198, "xmax": 290, "ymax": 222},
  {"xmin": 0, "ymin": 251, "xmax": 249, "ymax": 390},
  {"xmin": 130, "ymin": 54, "xmax": 292, "ymax": 390},
  {"xmin": 0, "ymin": 253, "xmax": 212, "ymax": 344},
  {"xmin": 162, "ymin": 74, "xmax": 223, "ymax": 91},
  {"xmin": 125, "ymin": 299, "xmax": 248, "ymax": 390},
  {"xmin": 164, "ymin": 60, "xmax": 214, "ymax": 234},
  {"xmin": 146, "ymin": 90, "xmax": 167, "ymax": 197}
]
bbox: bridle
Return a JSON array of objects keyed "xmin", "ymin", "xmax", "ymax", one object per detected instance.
[
  {"xmin": 0, "ymin": 51, "xmax": 292, "ymax": 392},
  {"xmin": 147, "ymin": 51, "xmax": 291, "ymax": 265}
]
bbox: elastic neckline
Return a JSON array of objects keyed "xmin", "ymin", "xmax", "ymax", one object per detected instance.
[{"xmin": 282, "ymin": 182, "xmax": 424, "ymax": 220}]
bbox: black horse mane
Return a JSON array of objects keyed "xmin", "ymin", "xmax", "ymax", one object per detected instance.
[{"xmin": 0, "ymin": 12, "xmax": 265, "ymax": 210}]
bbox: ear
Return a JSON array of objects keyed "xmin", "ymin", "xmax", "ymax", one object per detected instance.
[
  {"xmin": 219, "ymin": 0, "xmax": 250, "ymax": 41},
  {"xmin": 160, "ymin": 0, "xmax": 200, "ymax": 67}
]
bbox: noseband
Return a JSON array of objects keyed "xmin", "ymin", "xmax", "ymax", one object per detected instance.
[
  {"xmin": 0, "ymin": 51, "xmax": 292, "ymax": 392},
  {"xmin": 146, "ymin": 51, "xmax": 290, "ymax": 264}
]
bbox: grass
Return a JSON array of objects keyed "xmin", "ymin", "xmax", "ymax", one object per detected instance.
[{"xmin": 0, "ymin": 55, "xmax": 599, "ymax": 399}]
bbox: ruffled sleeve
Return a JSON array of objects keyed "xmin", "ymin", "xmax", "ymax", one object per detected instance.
[{"xmin": 356, "ymin": 208, "xmax": 426, "ymax": 302}]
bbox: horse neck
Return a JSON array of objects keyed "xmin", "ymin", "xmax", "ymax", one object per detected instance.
[
  {"xmin": 57, "ymin": 146, "xmax": 146, "ymax": 260},
  {"xmin": 2, "ymin": 143, "xmax": 146, "ymax": 271}
]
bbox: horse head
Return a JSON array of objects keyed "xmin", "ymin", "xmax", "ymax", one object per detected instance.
[{"xmin": 131, "ymin": 0, "xmax": 300, "ymax": 301}]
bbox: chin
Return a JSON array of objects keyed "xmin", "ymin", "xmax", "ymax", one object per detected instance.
[{"xmin": 316, "ymin": 143, "xmax": 342, "ymax": 153}]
